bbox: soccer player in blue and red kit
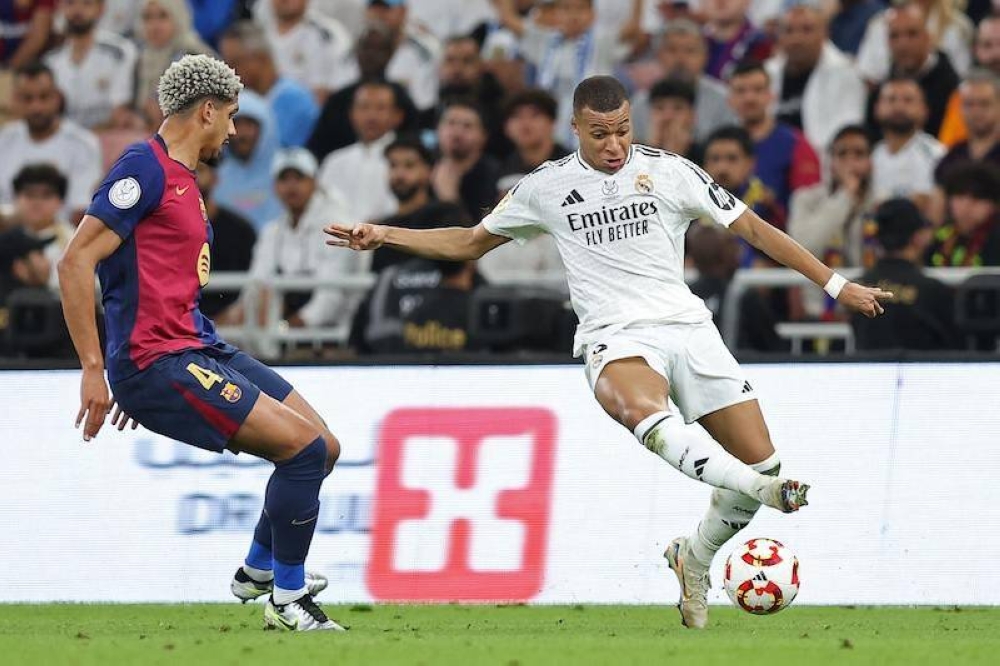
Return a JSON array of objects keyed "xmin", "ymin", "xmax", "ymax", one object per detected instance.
[{"xmin": 58, "ymin": 55, "xmax": 343, "ymax": 632}]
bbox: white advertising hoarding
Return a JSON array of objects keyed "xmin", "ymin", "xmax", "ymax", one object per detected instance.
[{"xmin": 1, "ymin": 363, "xmax": 998, "ymax": 605}]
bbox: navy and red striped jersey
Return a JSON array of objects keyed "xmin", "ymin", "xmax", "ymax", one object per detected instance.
[{"xmin": 87, "ymin": 134, "xmax": 220, "ymax": 382}]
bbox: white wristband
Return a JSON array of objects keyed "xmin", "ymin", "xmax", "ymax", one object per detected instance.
[{"xmin": 824, "ymin": 273, "xmax": 848, "ymax": 299}]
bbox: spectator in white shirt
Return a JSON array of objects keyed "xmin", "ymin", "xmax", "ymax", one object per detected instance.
[
  {"xmin": 408, "ymin": 0, "xmax": 495, "ymax": 41},
  {"xmin": 871, "ymin": 76, "xmax": 945, "ymax": 209},
  {"xmin": 0, "ymin": 62, "xmax": 102, "ymax": 224},
  {"xmin": 494, "ymin": 0, "xmax": 644, "ymax": 147},
  {"xmin": 317, "ymin": 80, "xmax": 403, "ymax": 223},
  {"xmin": 765, "ymin": 2, "xmax": 866, "ymax": 152},
  {"xmin": 264, "ymin": 0, "xmax": 352, "ymax": 103},
  {"xmin": 46, "ymin": 0, "xmax": 139, "ymax": 130},
  {"xmin": 332, "ymin": 0, "xmax": 442, "ymax": 111},
  {"xmin": 7, "ymin": 164, "xmax": 75, "ymax": 292},
  {"xmin": 242, "ymin": 148, "xmax": 363, "ymax": 337}
]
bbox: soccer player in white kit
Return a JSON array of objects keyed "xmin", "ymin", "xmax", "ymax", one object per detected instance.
[{"xmin": 326, "ymin": 76, "xmax": 891, "ymax": 629}]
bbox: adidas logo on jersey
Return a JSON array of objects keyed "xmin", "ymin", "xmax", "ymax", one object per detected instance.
[{"xmin": 561, "ymin": 189, "xmax": 585, "ymax": 207}]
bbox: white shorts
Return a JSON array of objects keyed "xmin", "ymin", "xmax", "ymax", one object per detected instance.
[{"xmin": 583, "ymin": 320, "xmax": 756, "ymax": 424}]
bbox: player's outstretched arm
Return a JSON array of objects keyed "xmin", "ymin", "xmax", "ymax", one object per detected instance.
[
  {"xmin": 57, "ymin": 216, "xmax": 123, "ymax": 441},
  {"xmin": 729, "ymin": 210, "xmax": 893, "ymax": 318},
  {"xmin": 324, "ymin": 221, "xmax": 509, "ymax": 260}
]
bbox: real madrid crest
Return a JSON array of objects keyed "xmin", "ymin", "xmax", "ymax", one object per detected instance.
[{"xmin": 635, "ymin": 173, "xmax": 654, "ymax": 194}]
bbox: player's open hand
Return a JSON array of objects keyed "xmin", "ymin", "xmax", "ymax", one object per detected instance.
[
  {"xmin": 838, "ymin": 282, "xmax": 894, "ymax": 318},
  {"xmin": 110, "ymin": 399, "xmax": 140, "ymax": 432},
  {"xmin": 76, "ymin": 368, "xmax": 111, "ymax": 441},
  {"xmin": 325, "ymin": 222, "xmax": 386, "ymax": 251}
]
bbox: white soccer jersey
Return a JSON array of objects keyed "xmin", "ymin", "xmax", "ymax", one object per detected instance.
[
  {"xmin": 45, "ymin": 31, "xmax": 138, "ymax": 129},
  {"xmin": 481, "ymin": 145, "xmax": 748, "ymax": 355}
]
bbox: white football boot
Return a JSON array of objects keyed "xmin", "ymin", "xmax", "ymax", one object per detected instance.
[
  {"xmin": 231, "ymin": 568, "xmax": 329, "ymax": 603},
  {"xmin": 263, "ymin": 594, "xmax": 346, "ymax": 632},
  {"xmin": 665, "ymin": 536, "xmax": 711, "ymax": 629}
]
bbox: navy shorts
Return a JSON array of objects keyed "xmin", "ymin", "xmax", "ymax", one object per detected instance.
[{"xmin": 112, "ymin": 343, "xmax": 294, "ymax": 452}]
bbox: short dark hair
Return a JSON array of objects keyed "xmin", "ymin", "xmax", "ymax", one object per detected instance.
[
  {"xmin": 941, "ymin": 161, "xmax": 1000, "ymax": 202},
  {"xmin": 874, "ymin": 198, "xmax": 927, "ymax": 252},
  {"xmin": 728, "ymin": 59, "xmax": 770, "ymax": 84},
  {"xmin": 440, "ymin": 97, "xmax": 487, "ymax": 128},
  {"xmin": 354, "ymin": 78, "xmax": 403, "ymax": 110},
  {"xmin": 385, "ymin": 134, "xmax": 435, "ymax": 166},
  {"xmin": 572, "ymin": 75, "xmax": 629, "ymax": 115},
  {"xmin": 503, "ymin": 88, "xmax": 558, "ymax": 122},
  {"xmin": 649, "ymin": 78, "xmax": 696, "ymax": 106},
  {"xmin": 879, "ymin": 74, "xmax": 925, "ymax": 101},
  {"xmin": 704, "ymin": 125, "xmax": 755, "ymax": 158},
  {"xmin": 829, "ymin": 124, "xmax": 871, "ymax": 151},
  {"xmin": 12, "ymin": 163, "xmax": 68, "ymax": 199},
  {"xmin": 13, "ymin": 60, "xmax": 55, "ymax": 81}
]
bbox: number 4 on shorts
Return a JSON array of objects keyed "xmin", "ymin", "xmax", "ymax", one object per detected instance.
[{"xmin": 186, "ymin": 362, "xmax": 224, "ymax": 390}]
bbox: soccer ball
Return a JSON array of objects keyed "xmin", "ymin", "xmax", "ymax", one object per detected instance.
[{"xmin": 723, "ymin": 538, "xmax": 800, "ymax": 615}]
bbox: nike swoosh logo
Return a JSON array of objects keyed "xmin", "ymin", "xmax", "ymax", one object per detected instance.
[
  {"xmin": 175, "ymin": 185, "xmax": 190, "ymax": 196},
  {"xmin": 291, "ymin": 515, "xmax": 318, "ymax": 526},
  {"xmin": 273, "ymin": 613, "xmax": 298, "ymax": 630}
]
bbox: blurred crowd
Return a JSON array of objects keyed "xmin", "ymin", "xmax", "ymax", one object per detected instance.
[{"xmin": 2, "ymin": 0, "xmax": 1000, "ymax": 359}]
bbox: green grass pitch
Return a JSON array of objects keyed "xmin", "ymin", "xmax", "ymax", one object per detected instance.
[{"xmin": 1, "ymin": 604, "xmax": 996, "ymax": 665}]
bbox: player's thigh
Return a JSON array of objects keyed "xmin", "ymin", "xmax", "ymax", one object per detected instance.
[
  {"xmin": 226, "ymin": 349, "xmax": 340, "ymax": 464},
  {"xmin": 697, "ymin": 399, "xmax": 775, "ymax": 465},
  {"xmin": 592, "ymin": 357, "xmax": 670, "ymax": 431},
  {"xmin": 230, "ymin": 390, "xmax": 321, "ymax": 463}
]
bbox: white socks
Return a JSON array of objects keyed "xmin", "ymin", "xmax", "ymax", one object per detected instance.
[
  {"xmin": 634, "ymin": 412, "xmax": 773, "ymax": 499},
  {"xmin": 688, "ymin": 453, "xmax": 781, "ymax": 567},
  {"xmin": 273, "ymin": 585, "xmax": 308, "ymax": 606},
  {"xmin": 242, "ymin": 564, "xmax": 273, "ymax": 583}
]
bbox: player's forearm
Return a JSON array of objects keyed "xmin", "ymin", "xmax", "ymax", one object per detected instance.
[
  {"xmin": 57, "ymin": 255, "xmax": 104, "ymax": 371},
  {"xmin": 737, "ymin": 212, "xmax": 834, "ymax": 288},
  {"xmin": 382, "ymin": 225, "xmax": 484, "ymax": 261}
]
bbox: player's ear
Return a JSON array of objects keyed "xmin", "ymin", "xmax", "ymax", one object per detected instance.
[{"xmin": 571, "ymin": 115, "xmax": 580, "ymax": 139}]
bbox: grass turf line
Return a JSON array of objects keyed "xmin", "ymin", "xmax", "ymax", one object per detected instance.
[{"xmin": 0, "ymin": 604, "xmax": 996, "ymax": 666}]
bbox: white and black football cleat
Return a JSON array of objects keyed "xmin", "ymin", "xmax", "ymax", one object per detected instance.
[
  {"xmin": 263, "ymin": 593, "xmax": 346, "ymax": 632},
  {"xmin": 231, "ymin": 568, "xmax": 329, "ymax": 603}
]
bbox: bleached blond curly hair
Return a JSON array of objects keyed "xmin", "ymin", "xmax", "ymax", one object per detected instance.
[{"xmin": 157, "ymin": 54, "xmax": 243, "ymax": 117}]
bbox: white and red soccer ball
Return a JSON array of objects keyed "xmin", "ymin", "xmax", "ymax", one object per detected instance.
[{"xmin": 723, "ymin": 538, "xmax": 800, "ymax": 615}]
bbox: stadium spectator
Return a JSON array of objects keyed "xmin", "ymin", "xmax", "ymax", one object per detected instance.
[
  {"xmin": 317, "ymin": 80, "xmax": 402, "ymax": 223},
  {"xmin": 702, "ymin": 126, "xmax": 785, "ymax": 265},
  {"xmin": 857, "ymin": 0, "xmax": 973, "ymax": 83},
  {"xmin": 408, "ymin": 0, "xmax": 495, "ymax": 41},
  {"xmin": 432, "ymin": 99, "xmax": 501, "ymax": 221},
  {"xmin": 215, "ymin": 91, "xmax": 284, "ymax": 230},
  {"xmin": 134, "ymin": 0, "xmax": 213, "ymax": 128},
  {"xmin": 643, "ymin": 79, "xmax": 701, "ymax": 162},
  {"xmin": 0, "ymin": 0, "xmax": 53, "ymax": 68},
  {"xmin": 727, "ymin": 61, "xmax": 821, "ymax": 209},
  {"xmin": 371, "ymin": 135, "xmax": 469, "ymax": 272},
  {"xmin": 349, "ymin": 256, "xmax": 483, "ymax": 354},
  {"xmin": 871, "ymin": 76, "xmax": 945, "ymax": 206},
  {"xmin": 765, "ymin": 3, "xmax": 866, "ymax": 151},
  {"xmin": 630, "ymin": 19, "xmax": 736, "ymax": 146},
  {"xmin": 928, "ymin": 162, "xmax": 1000, "ymax": 267},
  {"xmin": 306, "ymin": 22, "xmax": 417, "ymax": 161},
  {"xmin": 493, "ymin": 0, "xmax": 645, "ymax": 146},
  {"xmin": 7, "ymin": 164, "xmax": 73, "ymax": 292},
  {"xmin": 44, "ymin": 0, "xmax": 139, "ymax": 130},
  {"xmin": 0, "ymin": 62, "xmax": 102, "ymax": 224},
  {"xmin": 497, "ymin": 89, "xmax": 570, "ymax": 193},
  {"xmin": 934, "ymin": 70, "xmax": 1000, "ymax": 186},
  {"xmin": 788, "ymin": 124, "xmax": 876, "ymax": 270},
  {"xmin": 0, "ymin": 227, "xmax": 71, "ymax": 359},
  {"xmin": 423, "ymin": 34, "xmax": 508, "ymax": 158},
  {"xmin": 863, "ymin": 2, "xmax": 960, "ymax": 138},
  {"xmin": 331, "ymin": 0, "xmax": 442, "ymax": 111},
  {"xmin": 852, "ymin": 197, "xmax": 960, "ymax": 350},
  {"xmin": 261, "ymin": 0, "xmax": 351, "ymax": 103},
  {"xmin": 686, "ymin": 222, "xmax": 786, "ymax": 352},
  {"xmin": 938, "ymin": 15, "xmax": 1000, "ymax": 146},
  {"xmin": 239, "ymin": 148, "xmax": 360, "ymax": 337},
  {"xmin": 96, "ymin": 0, "xmax": 138, "ymax": 37},
  {"xmin": 788, "ymin": 125, "xmax": 878, "ymax": 318},
  {"xmin": 829, "ymin": 0, "xmax": 884, "ymax": 56},
  {"xmin": 701, "ymin": 0, "xmax": 773, "ymax": 81},
  {"xmin": 194, "ymin": 162, "xmax": 257, "ymax": 319},
  {"xmin": 219, "ymin": 20, "xmax": 319, "ymax": 147},
  {"xmin": 254, "ymin": 0, "xmax": 368, "ymax": 40}
]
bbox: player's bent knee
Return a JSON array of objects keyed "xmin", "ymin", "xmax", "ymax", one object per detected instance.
[{"xmin": 619, "ymin": 400, "xmax": 668, "ymax": 433}]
